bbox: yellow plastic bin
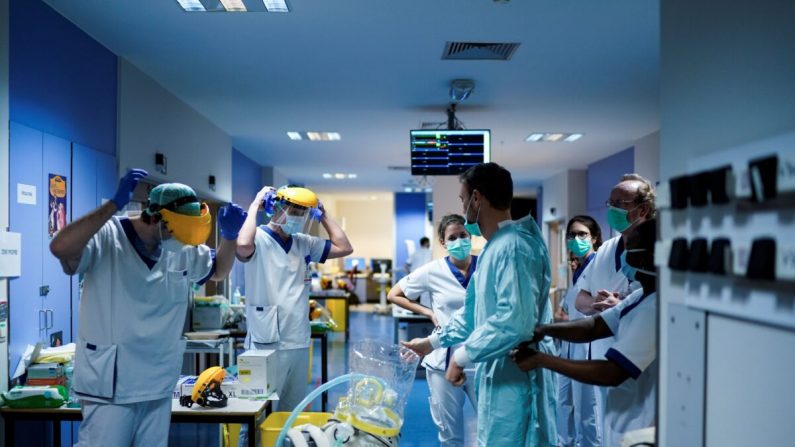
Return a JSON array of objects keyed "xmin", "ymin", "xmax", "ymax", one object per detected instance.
[
  {"xmin": 261, "ymin": 412, "xmax": 333, "ymax": 447},
  {"xmin": 326, "ymin": 299, "xmax": 347, "ymax": 334}
]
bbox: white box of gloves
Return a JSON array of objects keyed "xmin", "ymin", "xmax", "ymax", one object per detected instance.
[{"xmin": 237, "ymin": 349, "xmax": 277, "ymax": 397}]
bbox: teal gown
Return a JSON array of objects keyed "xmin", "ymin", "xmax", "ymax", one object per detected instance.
[{"xmin": 438, "ymin": 215, "xmax": 557, "ymax": 446}]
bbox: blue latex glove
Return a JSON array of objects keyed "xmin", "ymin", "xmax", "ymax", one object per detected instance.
[
  {"xmin": 309, "ymin": 201, "xmax": 324, "ymax": 221},
  {"xmin": 218, "ymin": 203, "xmax": 247, "ymax": 240},
  {"xmin": 112, "ymin": 169, "xmax": 148, "ymax": 210}
]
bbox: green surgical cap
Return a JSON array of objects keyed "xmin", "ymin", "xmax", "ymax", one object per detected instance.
[{"xmin": 148, "ymin": 183, "xmax": 201, "ymax": 216}]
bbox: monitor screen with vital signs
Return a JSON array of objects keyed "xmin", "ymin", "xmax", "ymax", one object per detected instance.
[{"xmin": 410, "ymin": 129, "xmax": 491, "ymax": 176}]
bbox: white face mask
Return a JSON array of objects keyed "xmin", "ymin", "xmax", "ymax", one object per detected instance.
[
  {"xmin": 159, "ymin": 224, "xmax": 186, "ymax": 253},
  {"xmin": 281, "ymin": 214, "xmax": 305, "ymax": 235}
]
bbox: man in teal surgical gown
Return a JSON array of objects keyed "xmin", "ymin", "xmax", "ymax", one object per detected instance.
[{"xmin": 403, "ymin": 162, "xmax": 557, "ymax": 446}]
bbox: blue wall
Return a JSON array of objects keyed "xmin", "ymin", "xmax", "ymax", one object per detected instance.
[
  {"xmin": 231, "ymin": 148, "xmax": 263, "ymax": 295},
  {"xmin": 586, "ymin": 146, "xmax": 634, "ymax": 238},
  {"xmin": 394, "ymin": 193, "xmax": 428, "ymax": 275},
  {"xmin": 10, "ymin": 0, "xmax": 117, "ymax": 155}
]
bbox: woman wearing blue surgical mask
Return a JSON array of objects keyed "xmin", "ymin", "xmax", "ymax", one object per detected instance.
[
  {"xmin": 388, "ymin": 214, "xmax": 477, "ymax": 447},
  {"xmin": 558, "ymin": 215, "xmax": 604, "ymax": 447}
]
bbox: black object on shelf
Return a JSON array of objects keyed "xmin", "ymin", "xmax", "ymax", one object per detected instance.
[
  {"xmin": 748, "ymin": 155, "xmax": 778, "ymax": 203},
  {"xmin": 688, "ymin": 238, "xmax": 710, "ymax": 272},
  {"xmin": 708, "ymin": 238, "xmax": 732, "ymax": 275},
  {"xmin": 746, "ymin": 238, "xmax": 776, "ymax": 281},
  {"xmin": 689, "ymin": 172, "xmax": 711, "ymax": 207},
  {"xmin": 708, "ymin": 166, "xmax": 732, "ymax": 205},
  {"xmin": 669, "ymin": 175, "xmax": 690, "ymax": 209},
  {"xmin": 669, "ymin": 238, "xmax": 690, "ymax": 271}
]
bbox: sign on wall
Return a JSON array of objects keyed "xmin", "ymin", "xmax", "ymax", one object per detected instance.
[
  {"xmin": 0, "ymin": 231, "xmax": 22, "ymax": 277},
  {"xmin": 16, "ymin": 183, "xmax": 36, "ymax": 205}
]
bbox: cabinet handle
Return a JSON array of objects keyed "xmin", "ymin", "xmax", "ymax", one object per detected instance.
[
  {"xmin": 38, "ymin": 309, "xmax": 46, "ymax": 332},
  {"xmin": 46, "ymin": 309, "xmax": 54, "ymax": 330}
]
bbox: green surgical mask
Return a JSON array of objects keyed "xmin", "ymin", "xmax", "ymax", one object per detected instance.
[
  {"xmin": 447, "ymin": 237, "xmax": 472, "ymax": 260},
  {"xmin": 607, "ymin": 206, "xmax": 637, "ymax": 233},
  {"xmin": 567, "ymin": 237, "xmax": 592, "ymax": 258}
]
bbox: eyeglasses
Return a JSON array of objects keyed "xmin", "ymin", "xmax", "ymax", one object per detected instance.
[
  {"xmin": 566, "ymin": 231, "xmax": 590, "ymax": 240},
  {"xmin": 605, "ymin": 198, "xmax": 640, "ymax": 209}
]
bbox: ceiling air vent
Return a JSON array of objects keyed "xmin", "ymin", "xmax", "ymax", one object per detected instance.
[{"xmin": 442, "ymin": 41, "xmax": 520, "ymax": 61}]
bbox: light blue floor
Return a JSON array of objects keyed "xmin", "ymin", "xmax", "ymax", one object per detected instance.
[{"xmin": 306, "ymin": 310, "xmax": 477, "ymax": 446}]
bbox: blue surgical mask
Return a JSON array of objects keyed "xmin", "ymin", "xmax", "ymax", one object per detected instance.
[
  {"xmin": 446, "ymin": 237, "xmax": 472, "ymax": 261},
  {"xmin": 620, "ymin": 249, "xmax": 656, "ymax": 281},
  {"xmin": 567, "ymin": 237, "xmax": 592, "ymax": 258},
  {"xmin": 463, "ymin": 194, "xmax": 482, "ymax": 237},
  {"xmin": 281, "ymin": 215, "xmax": 305, "ymax": 235}
]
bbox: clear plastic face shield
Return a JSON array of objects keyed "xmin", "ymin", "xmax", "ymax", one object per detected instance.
[{"xmin": 265, "ymin": 187, "xmax": 321, "ymax": 236}]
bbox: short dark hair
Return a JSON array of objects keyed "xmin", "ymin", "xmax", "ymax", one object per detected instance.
[
  {"xmin": 567, "ymin": 215, "xmax": 604, "ymax": 251},
  {"xmin": 459, "ymin": 162, "xmax": 513, "ymax": 210},
  {"xmin": 436, "ymin": 214, "xmax": 465, "ymax": 242},
  {"xmin": 420, "ymin": 237, "xmax": 430, "ymax": 247}
]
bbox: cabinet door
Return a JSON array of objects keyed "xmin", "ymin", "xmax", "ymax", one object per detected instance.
[
  {"xmin": 41, "ymin": 133, "xmax": 73, "ymax": 345},
  {"xmin": 8, "ymin": 122, "xmax": 45, "ymax": 371}
]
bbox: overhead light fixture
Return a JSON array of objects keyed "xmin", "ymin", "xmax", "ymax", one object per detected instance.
[
  {"xmin": 334, "ymin": 173, "xmax": 346, "ymax": 179},
  {"xmin": 347, "ymin": 173, "xmax": 357, "ymax": 179},
  {"xmin": 306, "ymin": 132, "xmax": 341, "ymax": 141},
  {"xmin": 176, "ymin": 0, "xmax": 206, "ymax": 11},
  {"xmin": 220, "ymin": 0, "xmax": 247, "ymax": 11},
  {"xmin": 403, "ymin": 187, "xmax": 413, "ymax": 193},
  {"xmin": 322, "ymin": 173, "xmax": 332, "ymax": 179},
  {"xmin": 263, "ymin": 0, "xmax": 289, "ymax": 12},
  {"xmin": 525, "ymin": 132, "xmax": 585, "ymax": 143},
  {"xmin": 287, "ymin": 132, "xmax": 302, "ymax": 140},
  {"xmin": 176, "ymin": 0, "xmax": 290, "ymax": 12}
]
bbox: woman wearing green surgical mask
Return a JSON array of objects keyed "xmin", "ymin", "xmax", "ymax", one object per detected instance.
[
  {"xmin": 388, "ymin": 214, "xmax": 477, "ymax": 447},
  {"xmin": 557, "ymin": 215, "xmax": 604, "ymax": 447}
]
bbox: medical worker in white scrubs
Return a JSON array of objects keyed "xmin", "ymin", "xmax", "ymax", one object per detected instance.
[
  {"xmin": 574, "ymin": 174, "xmax": 655, "ymax": 362},
  {"xmin": 50, "ymin": 169, "xmax": 246, "ymax": 446},
  {"xmin": 513, "ymin": 218, "xmax": 658, "ymax": 447},
  {"xmin": 388, "ymin": 214, "xmax": 478, "ymax": 447},
  {"xmin": 558, "ymin": 215, "xmax": 604, "ymax": 447},
  {"xmin": 404, "ymin": 163, "xmax": 557, "ymax": 447},
  {"xmin": 236, "ymin": 185, "xmax": 353, "ymax": 447}
]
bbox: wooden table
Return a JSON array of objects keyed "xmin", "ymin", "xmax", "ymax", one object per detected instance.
[{"xmin": 0, "ymin": 397, "xmax": 272, "ymax": 447}]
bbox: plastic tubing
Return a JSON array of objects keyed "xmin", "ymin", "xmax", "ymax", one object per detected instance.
[{"xmin": 275, "ymin": 373, "xmax": 365, "ymax": 447}]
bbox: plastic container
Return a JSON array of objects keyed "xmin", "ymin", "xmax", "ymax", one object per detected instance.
[
  {"xmin": 261, "ymin": 412, "xmax": 333, "ymax": 447},
  {"xmin": 231, "ymin": 287, "xmax": 242, "ymax": 305}
]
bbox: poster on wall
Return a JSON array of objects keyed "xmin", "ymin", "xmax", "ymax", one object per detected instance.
[{"xmin": 48, "ymin": 174, "xmax": 68, "ymax": 238}]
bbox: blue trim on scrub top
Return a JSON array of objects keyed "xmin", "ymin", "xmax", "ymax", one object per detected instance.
[
  {"xmin": 619, "ymin": 290, "xmax": 654, "ymax": 319},
  {"xmin": 196, "ymin": 249, "xmax": 217, "ymax": 285},
  {"xmin": 444, "ymin": 255, "xmax": 478, "ymax": 289},
  {"xmin": 605, "ymin": 347, "xmax": 642, "ymax": 380},
  {"xmin": 572, "ymin": 252, "xmax": 596, "ymax": 285},
  {"xmin": 319, "ymin": 240, "xmax": 332, "ymax": 264},
  {"xmin": 119, "ymin": 217, "xmax": 158, "ymax": 270},
  {"xmin": 262, "ymin": 225, "xmax": 293, "ymax": 254},
  {"xmin": 614, "ymin": 237, "xmax": 625, "ymax": 272}
]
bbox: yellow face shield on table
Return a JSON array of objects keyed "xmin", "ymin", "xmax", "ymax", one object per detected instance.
[{"xmin": 160, "ymin": 203, "xmax": 212, "ymax": 246}]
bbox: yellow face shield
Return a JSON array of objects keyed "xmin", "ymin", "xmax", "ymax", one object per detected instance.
[{"xmin": 160, "ymin": 203, "xmax": 212, "ymax": 246}]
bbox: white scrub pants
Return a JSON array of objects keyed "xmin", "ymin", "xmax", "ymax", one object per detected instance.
[
  {"xmin": 557, "ymin": 341, "xmax": 603, "ymax": 447},
  {"xmin": 238, "ymin": 346, "xmax": 310, "ymax": 447},
  {"xmin": 427, "ymin": 368, "xmax": 477, "ymax": 447},
  {"xmin": 76, "ymin": 397, "xmax": 171, "ymax": 447}
]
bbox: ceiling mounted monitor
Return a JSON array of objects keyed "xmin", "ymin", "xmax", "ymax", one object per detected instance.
[{"xmin": 410, "ymin": 129, "xmax": 491, "ymax": 176}]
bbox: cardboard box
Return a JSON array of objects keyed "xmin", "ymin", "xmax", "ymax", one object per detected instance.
[
  {"xmin": 192, "ymin": 306, "xmax": 224, "ymax": 330},
  {"xmin": 237, "ymin": 349, "xmax": 277, "ymax": 397}
]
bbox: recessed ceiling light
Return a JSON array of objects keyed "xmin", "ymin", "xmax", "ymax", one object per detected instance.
[
  {"xmin": 404, "ymin": 187, "xmax": 413, "ymax": 193},
  {"xmin": 176, "ymin": 0, "xmax": 205, "ymax": 11},
  {"xmin": 291, "ymin": 131, "xmax": 341, "ymax": 141},
  {"xmin": 525, "ymin": 133, "xmax": 544, "ymax": 142},
  {"xmin": 322, "ymin": 173, "xmax": 332, "ymax": 179},
  {"xmin": 347, "ymin": 173, "xmax": 357, "ymax": 179},
  {"xmin": 220, "ymin": 0, "xmax": 247, "ymax": 11},
  {"xmin": 287, "ymin": 132, "xmax": 302, "ymax": 140},
  {"xmin": 334, "ymin": 173, "xmax": 346, "ymax": 179},
  {"xmin": 525, "ymin": 132, "xmax": 585, "ymax": 143},
  {"xmin": 263, "ymin": 0, "xmax": 289, "ymax": 12},
  {"xmin": 564, "ymin": 133, "xmax": 584, "ymax": 142}
]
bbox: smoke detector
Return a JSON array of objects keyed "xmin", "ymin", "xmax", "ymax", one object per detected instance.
[{"xmin": 449, "ymin": 79, "xmax": 475, "ymax": 103}]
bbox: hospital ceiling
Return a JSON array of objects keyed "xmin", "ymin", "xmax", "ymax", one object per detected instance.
[{"xmin": 43, "ymin": 0, "xmax": 660, "ymax": 193}]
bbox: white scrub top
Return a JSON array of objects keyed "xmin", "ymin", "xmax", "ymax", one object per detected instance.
[
  {"xmin": 73, "ymin": 217, "xmax": 215, "ymax": 404},
  {"xmin": 243, "ymin": 226, "xmax": 331, "ymax": 350},
  {"xmin": 600, "ymin": 289, "xmax": 657, "ymax": 447},
  {"xmin": 397, "ymin": 256, "xmax": 477, "ymax": 371},
  {"xmin": 577, "ymin": 235, "xmax": 633, "ymax": 359},
  {"xmin": 407, "ymin": 247, "xmax": 432, "ymax": 272}
]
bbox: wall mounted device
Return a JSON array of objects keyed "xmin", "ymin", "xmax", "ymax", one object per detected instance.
[{"xmin": 155, "ymin": 153, "xmax": 167, "ymax": 175}]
